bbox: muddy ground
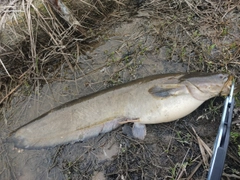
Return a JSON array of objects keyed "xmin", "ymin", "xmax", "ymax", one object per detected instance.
[{"xmin": 0, "ymin": 0, "xmax": 240, "ymax": 180}]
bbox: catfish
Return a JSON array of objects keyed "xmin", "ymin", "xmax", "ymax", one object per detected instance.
[{"xmin": 9, "ymin": 73, "xmax": 233, "ymax": 149}]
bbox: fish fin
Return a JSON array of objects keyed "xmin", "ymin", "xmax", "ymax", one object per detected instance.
[
  {"xmin": 132, "ymin": 123, "xmax": 146, "ymax": 140},
  {"xmin": 101, "ymin": 117, "xmax": 125, "ymax": 133},
  {"xmin": 122, "ymin": 124, "xmax": 134, "ymax": 137},
  {"xmin": 148, "ymin": 85, "xmax": 186, "ymax": 98}
]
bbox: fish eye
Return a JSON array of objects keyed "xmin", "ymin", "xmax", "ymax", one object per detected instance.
[{"xmin": 218, "ymin": 74, "xmax": 228, "ymax": 81}]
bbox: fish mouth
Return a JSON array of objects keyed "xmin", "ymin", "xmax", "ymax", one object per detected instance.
[{"xmin": 220, "ymin": 75, "xmax": 233, "ymax": 96}]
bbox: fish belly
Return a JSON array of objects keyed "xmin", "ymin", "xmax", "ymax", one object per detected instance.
[{"xmin": 134, "ymin": 94, "xmax": 204, "ymax": 124}]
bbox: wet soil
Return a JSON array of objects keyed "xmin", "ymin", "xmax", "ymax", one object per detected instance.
[{"xmin": 1, "ymin": 1, "xmax": 240, "ymax": 180}]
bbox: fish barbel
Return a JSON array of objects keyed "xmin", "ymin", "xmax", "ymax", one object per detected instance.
[{"xmin": 9, "ymin": 73, "xmax": 233, "ymax": 149}]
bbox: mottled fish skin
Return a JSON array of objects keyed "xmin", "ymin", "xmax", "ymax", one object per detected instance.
[{"xmin": 8, "ymin": 73, "xmax": 233, "ymax": 149}]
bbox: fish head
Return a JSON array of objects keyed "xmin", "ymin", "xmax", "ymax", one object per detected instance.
[{"xmin": 181, "ymin": 73, "xmax": 232, "ymax": 101}]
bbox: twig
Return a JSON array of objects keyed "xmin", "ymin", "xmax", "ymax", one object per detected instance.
[
  {"xmin": 187, "ymin": 160, "xmax": 203, "ymax": 180},
  {"xmin": 192, "ymin": 127, "xmax": 212, "ymax": 166},
  {"xmin": 0, "ymin": 58, "xmax": 12, "ymax": 79},
  {"xmin": 222, "ymin": 172, "xmax": 240, "ymax": 179},
  {"xmin": 176, "ymin": 148, "xmax": 190, "ymax": 180},
  {"xmin": 0, "ymin": 82, "xmax": 22, "ymax": 105}
]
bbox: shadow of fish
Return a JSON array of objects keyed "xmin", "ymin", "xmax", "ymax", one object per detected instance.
[{"xmin": 8, "ymin": 73, "xmax": 233, "ymax": 149}]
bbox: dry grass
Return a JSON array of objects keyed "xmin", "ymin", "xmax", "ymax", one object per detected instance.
[{"xmin": 0, "ymin": 0, "xmax": 126, "ymax": 106}]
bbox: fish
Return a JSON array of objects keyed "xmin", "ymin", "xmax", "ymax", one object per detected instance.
[{"xmin": 8, "ymin": 73, "xmax": 233, "ymax": 149}]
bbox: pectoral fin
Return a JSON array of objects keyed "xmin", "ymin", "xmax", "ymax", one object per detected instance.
[
  {"xmin": 132, "ymin": 123, "xmax": 146, "ymax": 140},
  {"xmin": 148, "ymin": 84, "xmax": 187, "ymax": 98}
]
